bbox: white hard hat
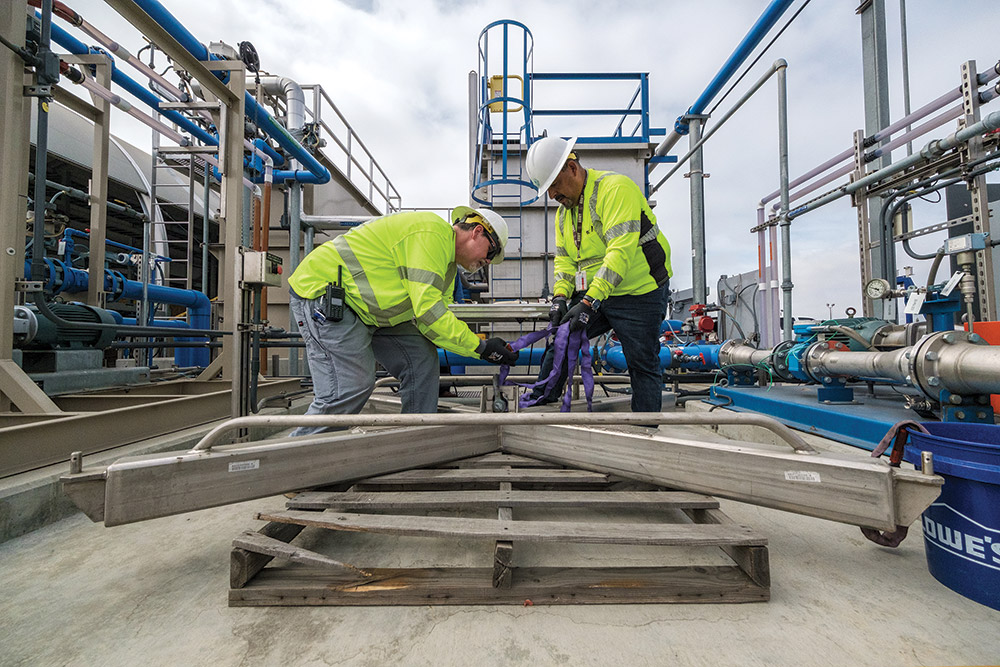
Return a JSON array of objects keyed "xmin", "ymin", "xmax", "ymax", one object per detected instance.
[
  {"xmin": 525, "ymin": 136, "xmax": 577, "ymax": 195},
  {"xmin": 451, "ymin": 206, "xmax": 508, "ymax": 264}
]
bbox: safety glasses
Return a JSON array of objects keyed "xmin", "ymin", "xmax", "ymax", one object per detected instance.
[{"xmin": 484, "ymin": 230, "xmax": 501, "ymax": 262}]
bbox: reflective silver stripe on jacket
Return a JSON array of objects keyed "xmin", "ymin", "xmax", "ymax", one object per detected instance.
[
  {"xmin": 604, "ymin": 219, "xmax": 640, "ymax": 240},
  {"xmin": 589, "ymin": 172, "xmax": 611, "ymax": 242},
  {"xmin": 579, "ymin": 257, "xmax": 604, "ymax": 270},
  {"xmin": 555, "ymin": 271, "xmax": 574, "ymax": 283},
  {"xmin": 397, "ymin": 265, "xmax": 447, "ymax": 292},
  {"xmin": 594, "ymin": 265, "xmax": 624, "ymax": 287},
  {"xmin": 333, "ymin": 236, "xmax": 412, "ymax": 326},
  {"xmin": 416, "ymin": 300, "xmax": 448, "ymax": 328},
  {"xmin": 555, "ymin": 245, "xmax": 569, "ymax": 257},
  {"xmin": 638, "ymin": 226, "xmax": 659, "ymax": 245}
]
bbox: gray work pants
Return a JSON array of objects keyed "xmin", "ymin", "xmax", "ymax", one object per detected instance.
[{"xmin": 289, "ymin": 293, "xmax": 440, "ymax": 436}]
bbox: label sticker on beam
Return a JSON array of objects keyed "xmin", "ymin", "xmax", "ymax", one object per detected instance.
[
  {"xmin": 784, "ymin": 471, "xmax": 821, "ymax": 483},
  {"xmin": 229, "ymin": 460, "xmax": 260, "ymax": 473}
]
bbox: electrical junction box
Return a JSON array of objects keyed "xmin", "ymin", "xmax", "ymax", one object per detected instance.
[
  {"xmin": 944, "ymin": 233, "xmax": 987, "ymax": 255},
  {"xmin": 243, "ymin": 251, "xmax": 283, "ymax": 287}
]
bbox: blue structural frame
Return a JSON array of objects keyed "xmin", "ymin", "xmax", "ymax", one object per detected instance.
[
  {"xmin": 472, "ymin": 20, "xmax": 669, "ymax": 207},
  {"xmin": 708, "ymin": 384, "xmax": 909, "ymax": 451}
]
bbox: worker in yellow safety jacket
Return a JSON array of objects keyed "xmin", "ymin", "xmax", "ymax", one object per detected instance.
[
  {"xmin": 286, "ymin": 207, "xmax": 517, "ymax": 435},
  {"xmin": 524, "ymin": 136, "xmax": 672, "ymax": 412}
]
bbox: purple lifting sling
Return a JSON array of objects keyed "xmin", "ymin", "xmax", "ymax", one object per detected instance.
[{"xmin": 497, "ymin": 323, "xmax": 594, "ymax": 412}]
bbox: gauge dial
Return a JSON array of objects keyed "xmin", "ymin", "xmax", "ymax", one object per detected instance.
[{"xmin": 864, "ymin": 278, "xmax": 892, "ymax": 300}]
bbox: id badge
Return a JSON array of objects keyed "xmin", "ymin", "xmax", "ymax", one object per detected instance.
[{"xmin": 575, "ymin": 270, "xmax": 588, "ymax": 291}]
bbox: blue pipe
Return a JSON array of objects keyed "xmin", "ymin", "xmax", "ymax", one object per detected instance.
[
  {"xmin": 63, "ymin": 228, "xmax": 170, "ymax": 261},
  {"xmin": 48, "ymin": 15, "xmax": 285, "ymax": 169},
  {"xmin": 48, "ymin": 19, "xmax": 218, "ymax": 147},
  {"xmin": 438, "ymin": 347, "xmax": 547, "ymax": 368},
  {"xmin": 131, "ymin": 0, "xmax": 330, "ymax": 184},
  {"xmin": 674, "ymin": 0, "xmax": 794, "ymax": 135},
  {"xmin": 661, "ymin": 319, "xmax": 686, "ymax": 335},
  {"xmin": 603, "ymin": 341, "xmax": 722, "ymax": 372},
  {"xmin": 25, "ymin": 259, "xmax": 211, "ymax": 366}
]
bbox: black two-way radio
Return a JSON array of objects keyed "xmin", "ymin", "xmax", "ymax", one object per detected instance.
[{"xmin": 324, "ymin": 265, "xmax": 346, "ymax": 322}]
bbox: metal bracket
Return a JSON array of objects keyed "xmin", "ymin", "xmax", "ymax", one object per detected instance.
[
  {"xmin": 14, "ymin": 279, "xmax": 43, "ymax": 292},
  {"xmin": 817, "ymin": 377, "xmax": 854, "ymax": 404},
  {"xmin": 938, "ymin": 389, "xmax": 993, "ymax": 423},
  {"xmin": 23, "ymin": 84, "xmax": 51, "ymax": 98},
  {"xmin": 726, "ymin": 367, "xmax": 756, "ymax": 387}
]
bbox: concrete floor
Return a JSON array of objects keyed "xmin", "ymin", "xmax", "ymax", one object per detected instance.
[{"xmin": 1, "ymin": 462, "xmax": 998, "ymax": 666}]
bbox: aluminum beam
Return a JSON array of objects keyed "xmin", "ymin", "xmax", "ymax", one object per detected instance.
[
  {"xmin": 449, "ymin": 303, "xmax": 549, "ymax": 322},
  {"xmin": 63, "ymin": 425, "xmax": 498, "ymax": 526},
  {"xmin": 501, "ymin": 424, "xmax": 940, "ymax": 532},
  {"xmin": 64, "ymin": 414, "xmax": 942, "ymax": 532}
]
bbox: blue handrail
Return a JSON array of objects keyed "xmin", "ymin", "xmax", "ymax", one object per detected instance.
[{"xmin": 674, "ymin": 0, "xmax": 794, "ymax": 136}]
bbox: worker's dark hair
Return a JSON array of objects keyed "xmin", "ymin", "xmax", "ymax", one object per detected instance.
[{"xmin": 567, "ymin": 151, "xmax": 583, "ymax": 166}]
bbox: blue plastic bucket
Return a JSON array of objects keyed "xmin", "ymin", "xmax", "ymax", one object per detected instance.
[{"xmin": 903, "ymin": 422, "xmax": 1000, "ymax": 611}]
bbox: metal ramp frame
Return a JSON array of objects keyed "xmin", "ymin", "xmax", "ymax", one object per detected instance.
[{"xmin": 61, "ymin": 412, "xmax": 942, "ymax": 534}]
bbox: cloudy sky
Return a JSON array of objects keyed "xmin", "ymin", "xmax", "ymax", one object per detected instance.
[{"xmin": 70, "ymin": 0, "xmax": 1000, "ymax": 318}]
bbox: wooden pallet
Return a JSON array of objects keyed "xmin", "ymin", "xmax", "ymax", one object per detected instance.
[{"xmin": 229, "ymin": 453, "xmax": 770, "ymax": 606}]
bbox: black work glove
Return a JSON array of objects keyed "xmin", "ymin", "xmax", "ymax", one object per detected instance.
[
  {"xmin": 478, "ymin": 337, "xmax": 518, "ymax": 365},
  {"xmin": 560, "ymin": 299, "xmax": 595, "ymax": 333},
  {"xmin": 548, "ymin": 296, "xmax": 568, "ymax": 327}
]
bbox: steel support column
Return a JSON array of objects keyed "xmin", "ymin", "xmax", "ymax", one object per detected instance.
[
  {"xmin": 0, "ymin": 1, "xmax": 59, "ymax": 413},
  {"xmin": 688, "ymin": 117, "xmax": 707, "ymax": 304},
  {"xmin": 859, "ymin": 0, "xmax": 894, "ymax": 319},
  {"xmin": 959, "ymin": 60, "xmax": 998, "ymax": 322}
]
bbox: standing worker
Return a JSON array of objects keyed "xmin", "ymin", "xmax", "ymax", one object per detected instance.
[
  {"xmin": 525, "ymin": 136, "xmax": 672, "ymax": 412},
  {"xmin": 287, "ymin": 207, "xmax": 517, "ymax": 436}
]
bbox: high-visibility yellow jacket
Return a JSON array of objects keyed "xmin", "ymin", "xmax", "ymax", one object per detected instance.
[
  {"xmin": 552, "ymin": 169, "xmax": 672, "ymax": 302},
  {"xmin": 288, "ymin": 211, "xmax": 482, "ymax": 357}
]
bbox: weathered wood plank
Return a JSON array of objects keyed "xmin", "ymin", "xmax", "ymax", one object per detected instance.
[
  {"xmin": 442, "ymin": 453, "xmax": 560, "ymax": 469},
  {"xmin": 355, "ymin": 468, "xmax": 609, "ymax": 486},
  {"xmin": 286, "ymin": 490, "xmax": 719, "ymax": 511},
  {"xmin": 493, "ymin": 481, "xmax": 513, "ymax": 589},
  {"xmin": 255, "ymin": 510, "xmax": 766, "ymax": 547},
  {"xmin": 229, "ymin": 565, "xmax": 769, "ymax": 606},
  {"xmin": 230, "ymin": 521, "xmax": 305, "ymax": 589},
  {"xmin": 684, "ymin": 507, "xmax": 770, "ymax": 588},
  {"xmin": 232, "ymin": 530, "xmax": 371, "ymax": 578}
]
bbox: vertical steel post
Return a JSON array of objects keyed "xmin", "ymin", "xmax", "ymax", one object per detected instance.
[
  {"xmin": 777, "ymin": 63, "xmax": 793, "ymax": 342},
  {"xmin": 756, "ymin": 209, "xmax": 770, "ymax": 347},
  {"xmin": 768, "ymin": 224, "xmax": 780, "ymax": 342},
  {"xmin": 0, "ymin": 1, "xmax": 55, "ymax": 413},
  {"xmin": 85, "ymin": 55, "xmax": 112, "ymax": 309},
  {"xmin": 859, "ymin": 0, "xmax": 894, "ymax": 320},
  {"xmin": 959, "ymin": 60, "xmax": 998, "ymax": 322},
  {"xmin": 210, "ymin": 61, "xmax": 246, "ymax": 416},
  {"xmin": 688, "ymin": 117, "xmax": 707, "ymax": 304},
  {"xmin": 202, "ymin": 158, "xmax": 210, "ymax": 294},
  {"xmin": 304, "ymin": 225, "xmax": 315, "ymax": 257},
  {"xmin": 899, "ymin": 0, "xmax": 913, "ymax": 156},
  {"xmin": 288, "ymin": 180, "xmax": 302, "ymax": 376}
]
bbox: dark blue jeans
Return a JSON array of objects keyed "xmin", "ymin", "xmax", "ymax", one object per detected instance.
[{"xmin": 532, "ymin": 281, "xmax": 669, "ymax": 411}]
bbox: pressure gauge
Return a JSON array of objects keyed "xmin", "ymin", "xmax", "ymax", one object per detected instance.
[{"xmin": 864, "ymin": 278, "xmax": 892, "ymax": 300}]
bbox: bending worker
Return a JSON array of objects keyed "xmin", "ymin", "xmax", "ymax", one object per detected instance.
[
  {"xmin": 525, "ymin": 136, "xmax": 672, "ymax": 412},
  {"xmin": 286, "ymin": 207, "xmax": 517, "ymax": 436}
]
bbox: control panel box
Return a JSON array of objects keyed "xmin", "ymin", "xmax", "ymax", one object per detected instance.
[{"xmin": 243, "ymin": 251, "xmax": 283, "ymax": 287}]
